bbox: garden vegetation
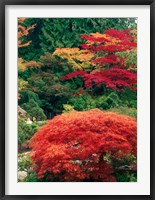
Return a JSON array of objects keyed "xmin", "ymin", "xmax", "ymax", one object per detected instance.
[{"xmin": 18, "ymin": 18, "xmax": 137, "ymax": 182}]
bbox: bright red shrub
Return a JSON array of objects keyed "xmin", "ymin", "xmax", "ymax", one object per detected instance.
[{"xmin": 30, "ymin": 109, "xmax": 137, "ymax": 181}]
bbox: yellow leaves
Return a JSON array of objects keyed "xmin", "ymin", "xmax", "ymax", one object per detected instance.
[
  {"xmin": 18, "ymin": 78, "xmax": 28, "ymax": 99},
  {"xmin": 53, "ymin": 48, "xmax": 96, "ymax": 70},
  {"xmin": 130, "ymin": 29, "xmax": 137, "ymax": 42},
  {"xmin": 116, "ymin": 49, "xmax": 137, "ymax": 72},
  {"xmin": 18, "ymin": 58, "xmax": 27, "ymax": 71},
  {"xmin": 18, "ymin": 78, "xmax": 28, "ymax": 92},
  {"xmin": 63, "ymin": 104, "xmax": 74, "ymax": 113},
  {"xmin": 18, "ymin": 58, "xmax": 43, "ymax": 71}
]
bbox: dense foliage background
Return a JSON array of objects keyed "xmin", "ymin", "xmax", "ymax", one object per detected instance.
[{"xmin": 18, "ymin": 18, "xmax": 137, "ymax": 182}]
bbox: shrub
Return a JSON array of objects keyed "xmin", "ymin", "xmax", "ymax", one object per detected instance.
[
  {"xmin": 30, "ymin": 109, "xmax": 137, "ymax": 182},
  {"xmin": 18, "ymin": 153, "xmax": 32, "ymax": 172},
  {"xmin": 118, "ymin": 88, "xmax": 137, "ymax": 108},
  {"xmin": 69, "ymin": 94, "xmax": 96, "ymax": 111},
  {"xmin": 63, "ymin": 104, "xmax": 74, "ymax": 113},
  {"xmin": 115, "ymin": 172, "xmax": 137, "ymax": 182},
  {"xmin": 96, "ymin": 92, "xmax": 121, "ymax": 110},
  {"xmin": 22, "ymin": 99, "xmax": 46, "ymax": 121},
  {"xmin": 18, "ymin": 152, "xmax": 38, "ymax": 182},
  {"xmin": 108, "ymin": 106, "xmax": 137, "ymax": 118},
  {"xmin": 18, "ymin": 119, "xmax": 40, "ymax": 150}
]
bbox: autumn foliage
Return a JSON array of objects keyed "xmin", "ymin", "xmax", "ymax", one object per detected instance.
[
  {"xmin": 53, "ymin": 48, "xmax": 96, "ymax": 70},
  {"xmin": 60, "ymin": 28, "xmax": 137, "ymax": 91},
  {"xmin": 30, "ymin": 109, "xmax": 137, "ymax": 181},
  {"xmin": 62, "ymin": 68, "xmax": 136, "ymax": 91},
  {"xmin": 18, "ymin": 19, "xmax": 137, "ymax": 182},
  {"xmin": 80, "ymin": 29, "xmax": 137, "ymax": 54},
  {"xmin": 18, "ymin": 18, "xmax": 35, "ymax": 48}
]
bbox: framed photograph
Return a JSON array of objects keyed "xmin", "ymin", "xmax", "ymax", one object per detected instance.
[{"xmin": 0, "ymin": 0, "xmax": 154, "ymax": 199}]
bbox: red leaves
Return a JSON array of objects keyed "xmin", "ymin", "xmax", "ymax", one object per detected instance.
[
  {"xmin": 92, "ymin": 55, "xmax": 119, "ymax": 65},
  {"xmin": 80, "ymin": 44, "xmax": 95, "ymax": 51},
  {"xmin": 61, "ymin": 28, "xmax": 137, "ymax": 92},
  {"xmin": 73, "ymin": 88, "xmax": 87, "ymax": 97},
  {"xmin": 61, "ymin": 68, "xmax": 137, "ymax": 91},
  {"xmin": 30, "ymin": 109, "xmax": 137, "ymax": 181},
  {"xmin": 61, "ymin": 70, "xmax": 87, "ymax": 80},
  {"xmin": 28, "ymin": 28, "xmax": 137, "ymax": 181},
  {"xmin": 81, "ymin": 34, "xmax": 110, "ymax": 43},
  {"xmin": 95, "ymin": 44, "xmax": 134, "ymax": 52},
  {"xmin": 104, "ymin": 28, "xmax": 134, "ymax": 41},
  {"xmin": 80, "ymin": 28, "xmax": 136, "ymax": 53}
]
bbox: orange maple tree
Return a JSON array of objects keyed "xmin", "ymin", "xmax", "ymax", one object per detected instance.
[
  {"xmin": 30, "ymin": 109, "xmax": 137, "ymax": 181},
  {"xmin": 18, "ymin": 19, "xmax": 42, "ymax": 72}
]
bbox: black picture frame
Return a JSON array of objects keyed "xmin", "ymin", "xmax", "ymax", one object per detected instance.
[{"xmin": 0, "ymin": 0, "xmax": 154, "ymax": 199}]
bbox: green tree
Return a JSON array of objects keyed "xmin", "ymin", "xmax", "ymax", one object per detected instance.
[
  {"xmin": 19, "ymin": 18, "xmax": 137, "ymax": 61},
  {"xmin": 18, "ymin": 118, "xmax": 39, "ymax": 149},
  {"xmin": 22, "ymin": 99, "xmax": 46, "ymax": 121},
  {"xmin": 26, "ymin": 72, "xmax": 73, "ymax": 117},
  {"xmin": 39, "ymin": 18, "xmax": 136, "ymax": 55}
]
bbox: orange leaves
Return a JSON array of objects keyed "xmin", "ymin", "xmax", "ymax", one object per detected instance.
[
  {"xmin": 18, "ymin": 17, "xmax": 27, "ymax": 23},
  {"xmin": 30, "ymin": 109, "xmax": 137, "ymax": 181},
  {"xmin": 18, "ymin": 18, "xmax": 36, "ymax": 48},
  {"xmin": 81, "ymin": 32, "xmax": 121, "ymax": 45},
  {"xmin": 18, "ymin": 58, "xmax": 43, "ymax": 71}
]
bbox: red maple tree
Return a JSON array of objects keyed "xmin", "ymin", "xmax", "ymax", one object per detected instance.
[
  {"xmin": 61, "ymin": 28, "xmax": 137, "ymax": 91},
  {"xmin": 80, "ymin": 28, "xmax": 137, "ymax": 55},
  {"xmin": 61, "ymin": 68, "xmax": 136, "ymax": 91},
  {"xmin": 30, "ymin": 109, "xmax": 137, "ymax": 181}
]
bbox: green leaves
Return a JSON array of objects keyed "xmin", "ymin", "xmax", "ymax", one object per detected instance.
[
  {"xmin": 19, "ymin": 18, "xmax": 137, "ymax": 61},
  {"xmin": 18, "ymin": 119, "xmax": 40, "ymax": 147},
  {"xmin": 22, "ymin": 99, "xmax": 46, "ymax": 121}
]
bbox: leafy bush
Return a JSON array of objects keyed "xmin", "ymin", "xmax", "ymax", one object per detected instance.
[
  {"xmin": 108, "ymin": 106, "xmax": 137, "ymax": 118},
  {"xmin": 118, "ymin": 88, "xmax": 137, "ymax": 108},
  {"xmin": 116, "ymin": 49, "xmax": 137, "ymax": 72},
  {"xmin": 115, "ymin": 172, "xmax": 137, "ymax": 182},
  {"xmin": 18, "ymin": 152, "xmax": 39, "ymax": 182},
  {"xmin": 30, "ymin": 109, "xmax": 137, "ymax": 182},
  {"xmin": 103, "ymin": 153, "xmax": 137, "ymax": 182},
  {"xmin": 20, "ymin": 91, "xmax": 42, "ymax": 106},
  {"xmin": 18, "ymin": 153, "xmax": 32, "ymax": 172},
  {"xmin": 25, "ymin": 170, "xmax": 39, "ymax": 182},
  {"xmin": 18, "ymin": 119, "xmax": 40, "ymax": 149},
  {"xmin": 69, "ymin": 94, "xmax": 96, "ymax": 111},
  {"xmin": 96, "ymin": 92, "xmax": 121, "ymax": 110},
  {"xmin": 63, "ymin": 104, "xmax": 74, "ymax": 113},
  {"xmin": 22, "ymin": 99, "xmax": 46, "ymax": 121},
  {"xmin": 18, "ymin": 152, "xmax": 62, "ymax": 182}
]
